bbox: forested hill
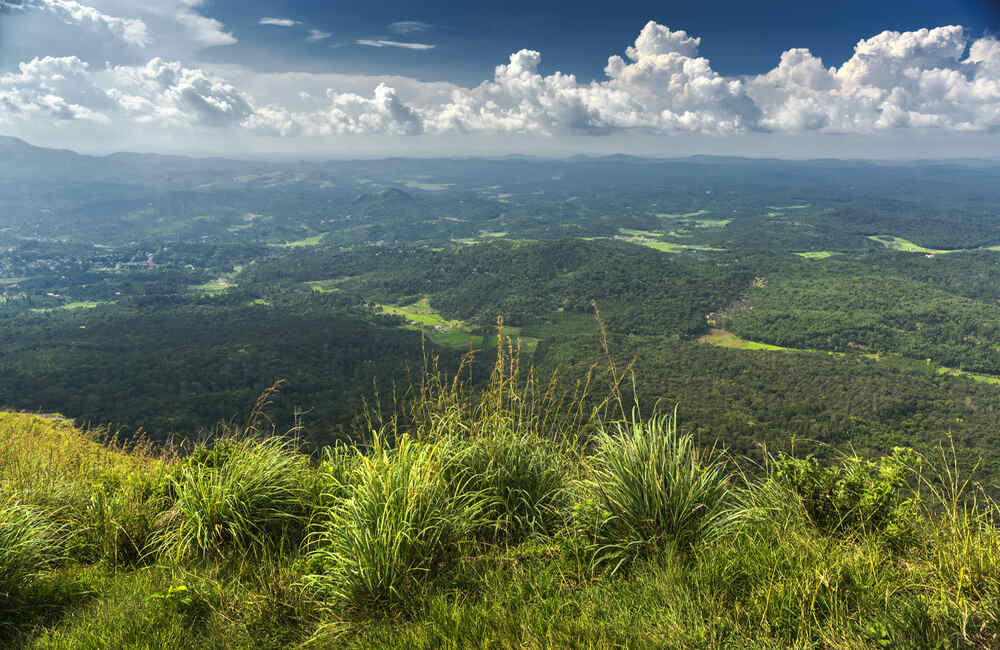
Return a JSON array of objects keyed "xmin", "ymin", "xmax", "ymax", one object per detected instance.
[{"xmin": 4, "ymin": 138, "xmax": 1000, "ymax": 492}]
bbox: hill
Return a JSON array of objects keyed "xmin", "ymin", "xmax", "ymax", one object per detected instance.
[{"xmin": 3, "ymin": 348, "xmax": 999, "ymax": 648}]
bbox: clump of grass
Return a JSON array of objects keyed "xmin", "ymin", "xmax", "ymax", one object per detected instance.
[
  {"xmin": 78, "ymin": 467, "xmax": 167, "ymax": 566},
  {"xmin": 153, "ymin": 435, "xmax": 314, "ymax": 563},
  {"xmin": 0, "ymin": 496, "xmax": 65, "ymax": 599},
  {"xmin": 302, "ymin": 432, "xmax": 488, "ymax": 613},
  {"xmin": 586, "ymin": 408, "xmax": 731, "ymax": 574},
  {"xmin": 460, "ymin": 430, "xmax": 569, "ymax": 543}
]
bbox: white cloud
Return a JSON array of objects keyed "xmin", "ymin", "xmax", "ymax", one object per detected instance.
[
  {"xmin": 103, "ymin": 57, "xmax": 253, "ymax": 127},
  {"xmin": 259, "ymin": 17, "xmax": 297, "ymax": 27},
  {"xmin": 246, "ymin": 83, "xmax": 423, "ymax": 136},
  {"xmin": 0, "ymin": 56, "xmax": 110, "ymax": 124},
  {"xmin": 33, "ymin": 0, "xmax": 150, "ymax": 47},
  {"xmin": 0, "ymin": 55, "xmax": 253, "ymax": 129},
  {"xmin": 306, "ymin": 29, "xmax": 331, "ymax": 42},
  {"xmin": 426, "ymin": 22, "xmax": 758, "ymax": 135},
  {"xmin": 357, "ymin": 39, "xmax": 435, "ymax": 50},
  {"xmin": 388, "ymin": 20, "xmax": 431, "ymax": 35},
  {"xmin": 84, "ymin": 0, "xmax": 236, "ymax": 52},
  {"xmin": 748, "ymin": 26, "xmax": 1000, "ymax": 133},
  {"xmin": 5, "ymin": 20, "xmax": 1000, "ymax": 151}
]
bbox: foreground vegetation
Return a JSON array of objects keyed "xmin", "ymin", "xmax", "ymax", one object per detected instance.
[{"xmin": 3, "ymin": 338, "xmax": 999, "ymax": 649}]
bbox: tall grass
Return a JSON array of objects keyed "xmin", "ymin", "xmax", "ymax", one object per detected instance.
[
  {"xmin": 587, "ymin": 408, "xmax": 731, "ymax": 574},
  {"xmin": 154, "ymin": 435, "xmax": 314, "ymax": 563},
  {"xmin": 0, "ymin": 496, "xmax": 65, "ymax": 599},
  {"xmin": 6, "ymin": 320, "xmax": 1000, "ymax": 646},
  {"xmin": 303, "ymin": 432, "xmax": 488, "ymax": 612}
]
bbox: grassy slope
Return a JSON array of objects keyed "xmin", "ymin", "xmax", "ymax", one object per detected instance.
[{"xmin": 2, "ymin": 348, "xmax": 1000, "ymax": 650}]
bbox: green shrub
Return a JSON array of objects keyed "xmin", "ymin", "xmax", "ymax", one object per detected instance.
[
  {"xmin": 302, "ymin": 433, "xmax": 488, "ymax": 612},
  {"xmin": 460, "ymin": 431, "xmax": 569, "ymax": 543},
  {"xmin": 154, "ymin": 436, "xmax": 314, "ymax": 562},
  {"xmin": 0, "ymin": 496, "xmax": 64, "ymax": 598},
  {"xmin": 770, "ymin": 448, "xmax": 918, "ymax": 548},
  {"xmin": 586, "ymin": 410, "xmax": 730, "ymax": 574}
]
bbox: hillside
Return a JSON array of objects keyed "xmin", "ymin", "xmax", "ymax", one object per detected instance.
[{"xmin": 3, "ymin": 348, "xmax": 999, "ymax": 648}]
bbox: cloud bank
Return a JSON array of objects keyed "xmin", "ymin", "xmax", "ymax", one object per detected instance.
[{"xmin": 4, "ymin": 10, "xmax": 1000, "ymax": 145}]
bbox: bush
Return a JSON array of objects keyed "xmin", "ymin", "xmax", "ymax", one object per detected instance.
[
  {"xmin": 153, "ymin": 436, "xmax": 314, "ymax": 562},
  {"xmin": 460, "ymin": 431, "xmax": 569, "ymax": 543},
  {"xmin": 0, "ymin": 496, "xmax": 64, "ymax": 598},
  {"xmin": 302, "ymin": 433, "xmax": 488, "ymax": 612},
  {"xmin": 770, "ymin": 448, "xmax": 918, "ymax": 548},
  {"xmin": 586, "ymin": 410, "xmax": 730, "ymax": 574}
]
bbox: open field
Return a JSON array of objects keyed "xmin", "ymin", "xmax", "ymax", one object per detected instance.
[
  {"xmin": 795, "ymin": 251, "xmax": 840, "ymax": 259},
  {"xmin": 189, "ymin": 278, "xmax": 234, "ymax": 294},
  {"xmin": 377, "ymin": 298, "xmax": 481, "ymax": 348},
  {"xmin": 867, "ymin": 235, "xmax": 952, "ymax": 254},
  {"xmin": 278, "ymin": 233, "xmax": 326, "ymax": 248},
  {"xmin": 400, "ymin": 180, "xmax": 453, "ymax": 191},
  {"xmin": 656, "ymin": 209, "xmax": 709, "ymax": 218},
  {"xmin": 937, "ymin": 366, "xmax": 1000, "ymax": 385},
  {"xmin": 31, "ymin": 300, "xmax": 110, "ymax": 313},
  {"xmin": 698, "ymin": 329, "xmax": 793, "ymax": 351}
]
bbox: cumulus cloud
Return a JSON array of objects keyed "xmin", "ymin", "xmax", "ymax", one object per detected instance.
[
  {"xmin": 33, "ymin": 0, "xmax": 150, "ymax": 47},
  {"xmin": 0, "ymin": 56, "xmax": 253, "ymax": 129},
  {"xmin": 388, "ymin": 20, "xmax": 431, "ymax": 34},
  {"xmin": 0, "ymin": 56, "xmax": 110, "ymax": 124},
  {"xmin": 259, "ymin": 17, "xmax": 297, "ymax": 27},
  {"xmin": 426, "ymin": 22, "xmax": 759, "ymax": 135},
  {"xmin": 748, "ymin": 26, "xmax": 1000, "ymax": 133},
  {"xmin": 357, "ymin": 39, "xmax": 435, "ymax": 50},
  {"xmin": 246, "ymin": 83, "xmax": 422, "ymax": 136},
  {"xmin": 5, "ymin": 20, "xmax": 1000, "ymax": 144},
  {"xmin": 103, "ymin": 58, "xmax": 253, "ymax": 127}
]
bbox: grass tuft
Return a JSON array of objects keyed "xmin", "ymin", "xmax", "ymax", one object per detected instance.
[
  {"xmin": 0, "ymin": 496, "xmax": 65, "ymax": 600},
  {"xmin": 154, "ymin": 436, "xmax": 314, "ymax": 563},
  {"xmin": 302, "ymin": 432, "xmax": 488, "ymax": 613},
  {"xmin": 586, "ymin": 407, "xmax": 731, "ymax": 574}
]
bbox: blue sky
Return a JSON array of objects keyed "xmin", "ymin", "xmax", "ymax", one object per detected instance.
[
  {"xmin": 1, "ymin": 0, "xmax": 1000, "ymax": 157},
  {"xmin": 202, "ymin": 0, "xmax": 1000, "ymax": 82}
]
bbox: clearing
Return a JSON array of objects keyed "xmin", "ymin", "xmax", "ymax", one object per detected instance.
[
  {"xmin": 278, "ymin": 233, "xmax": 326, "ymax": 248},
  {"xmin": 698, "ymin": 329, "xmax": 792, "ymax": 351},
  {"xmin": 376, "ymin": 298, "xmax": 481, "ymax": 348},
  {"xmin": 795, "ymin": 251, "xmax": 840, "ymax": 259}
]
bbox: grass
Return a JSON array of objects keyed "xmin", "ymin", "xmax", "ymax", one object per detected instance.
[
  {"xmin": 0, "ymin": 497, "xmax": 65, "ymax": 600},
  {"xmin": 2, "ymin": 332, "xmax": 1000, "ymax": 646},
  {"xmin": 867, "ymin": 235, "xmax": 952, "ymax": 254},
  {"xmin": 615, "ymin": 229, "xmax": 724, "ymax": 252},
  {"xmin": 190, "ymin": 278, "xmax": 234, "ymax": 294},
  {"xmin": 795, "ymin": 251, "xmax": 840, "ymax": 259},
  {"xmin": 377, "ymin": 297, "xmax": 481, "ymax": 348},
  {"xmin": 31, "ymin": 300, "xmax": 110, "ymax": 313},
  {"xmin": 656, "ymin": 209, "xmax": 709, "ymax": 219},
  {"xmin": 698, "ymin": 328, "xmax": 793, "ymax": 351},
  {"xmin": 937, "ymin": 366, "xmax": 1000, "ymax": 385},
  {"xmin": 587, "ymin": 409, "xmax": 730, "ymax": 574},
  {"xmin": 278, "ymin": 233, "xmax": 326, "ymax": 248}
]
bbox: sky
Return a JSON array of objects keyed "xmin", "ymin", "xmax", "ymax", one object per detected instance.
[{"xmin": 1, "ymin": 0, "xmax": 1000, "ymax": 158}]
